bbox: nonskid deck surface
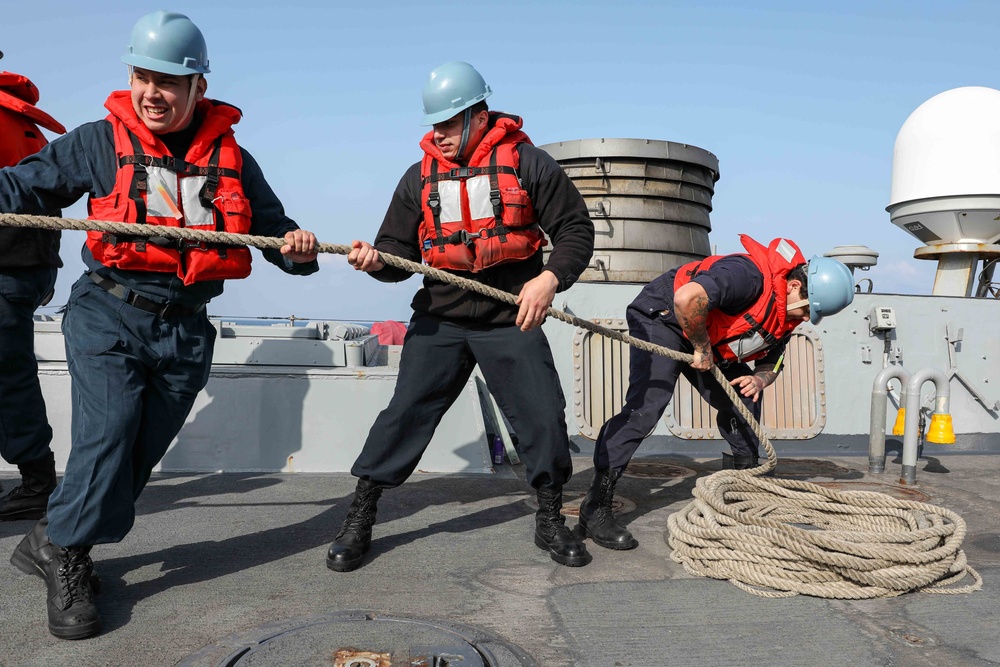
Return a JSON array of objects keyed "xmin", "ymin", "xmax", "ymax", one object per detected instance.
[{"xmin": 1, "ymin": 455, "xmax": 998, "ymax": 667}]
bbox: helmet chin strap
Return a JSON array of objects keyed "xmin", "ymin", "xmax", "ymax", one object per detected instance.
[
  {"xmin": 786, "ymin": 299, "xmax": 810, "ymax": 310},
  {"xmin": 455, "ymin": 107, "xmax": 473, "ymax": 162},
  {"xmin": 170, "ymin": 73, "xmax": 201, "ymax": 133}
]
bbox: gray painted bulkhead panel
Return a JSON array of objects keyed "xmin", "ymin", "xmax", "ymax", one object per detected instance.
[
  {"xmin": 7, "ymin": 320, "xmax": 492, "ymax": 475},
  {"xmin": 8, "ymin": 284, "xmax": 998, "ymax": 475}
]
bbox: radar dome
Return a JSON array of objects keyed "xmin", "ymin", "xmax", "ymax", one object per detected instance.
[{"xmin": 888, "ymin": 86, "xmax": 1000, "ymax": 245}]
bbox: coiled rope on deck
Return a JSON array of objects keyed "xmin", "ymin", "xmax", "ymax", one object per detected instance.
[{"xmin": 1, "ymin": 213, "xmax": 982, "ymax": 599}]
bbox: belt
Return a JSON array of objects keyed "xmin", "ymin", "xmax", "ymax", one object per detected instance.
[{"xmin": 88, "ymin": 273, "xmax": 205, "ymax": 319}]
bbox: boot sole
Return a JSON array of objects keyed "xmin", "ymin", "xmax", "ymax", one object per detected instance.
[
  {"xmin": 575, "ymin": 521, "xmax": 639, "ymax": 551},
  {"xmin": 326, "ymin": 555, "xmax": 364, "ymax": 572},
  {"xmin": 533, "ymin": 534, "xmax": 592, "ymax": 567},
  {"xmin": 49, "ymin": 618, "xmax": 101, "ymax": 640}
]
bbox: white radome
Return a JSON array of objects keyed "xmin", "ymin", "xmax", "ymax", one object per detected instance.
[{"xmin": 888, "ymin": 86, "xmax": 1000, "ymax": 245}]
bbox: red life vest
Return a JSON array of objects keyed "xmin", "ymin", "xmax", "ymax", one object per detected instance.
[
  {"xmin": 418, "ymin": 112, "xmax": 546, "ymax": 272},
  {"xmin": 86, "ymin": 91, "xmax": 253, "ymax": 286},
  {"xmin": 0, "ymin": 71, "xmax": 66, "ymax": 167},
  {"xmin": 674, "ymin": 235, "xmax": 807, "ymax": 363}
]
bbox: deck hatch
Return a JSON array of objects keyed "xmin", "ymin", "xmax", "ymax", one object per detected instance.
[{"xmin": 177, "ymin": 612, "xmax": 538, "ymax": 667}]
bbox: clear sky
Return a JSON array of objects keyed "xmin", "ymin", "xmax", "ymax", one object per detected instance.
[{"xmin": 4, "ymin": 0, "xmax": 998, "ymax": 321}]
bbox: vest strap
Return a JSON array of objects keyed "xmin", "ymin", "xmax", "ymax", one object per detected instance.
[
  {"xmin": 421, "ymin": 164, "xmax": 517, "ymax": 185},
  {"xmin": 426, "ymin": 161, "xmax": 445, "ymax": 253},
  {"xmin": 487, "ymin": 150, "xmax": 507, "ymax": 243},
  {"xmin": 429, "ymin": 222, "xmax": 541, "ymax": 250},
  {"xmin": 119, "ymin": 152, "xmax": 239, "ymax": 179},
  {"xmin": 125, "ymin": 131, "xmax": 148, "ymax": 225},
  {"xmin": 713, "ymin": 292, "xmax": 779, "ymax": 359}
]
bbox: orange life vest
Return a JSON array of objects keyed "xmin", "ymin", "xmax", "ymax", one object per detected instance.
[
  {"xmin": 674, "ymin": 235, "xmax": 807, "ymax": 363},
  {"xmin": 86, "ymin": 91, "xmax": 252, "ymax": 285},
  {"xmin": 0, "ymin": 71, "xmax": 66, "ymax": 167},
  {"xmin": 418, "ymin": 113, "xmax": 546, "ymax": 272}
]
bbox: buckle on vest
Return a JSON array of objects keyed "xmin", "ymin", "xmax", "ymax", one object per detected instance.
[
  {"xmin": 449, "ymin": 167, "xmax": 473, "ymax": 178},
  {"xmin": 458, "ymin": 229, "xmax": 488, "ymax": 246},
  {"xmin": 180, "ymin": 239, "xmax": 209, "ymax": 251},
  {"xmin": 427, "ymin": 192, "xmax": 441, "ymax": 212}
]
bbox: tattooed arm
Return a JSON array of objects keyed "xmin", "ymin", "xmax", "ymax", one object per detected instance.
[
  {"xmin": 754, "ymin": 369, "xmax": 778, "ymax": 387},
  {"xmin": 673, "ymin": 281, "xmax": 714, "ymax": 371}
]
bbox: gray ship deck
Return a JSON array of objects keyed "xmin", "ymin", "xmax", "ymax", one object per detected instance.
[{"xmin": 2, "ymin": 453, "xmax": 998, "ymax": 667}]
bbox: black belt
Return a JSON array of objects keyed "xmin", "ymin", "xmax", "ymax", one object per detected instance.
[{"xmin": 88, "ymin": 273, "xmax": 205, "ymax": 319}]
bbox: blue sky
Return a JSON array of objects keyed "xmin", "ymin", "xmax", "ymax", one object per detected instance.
[{"xmin": 4, "ymin": 1, "xmax": 998, "ymax": 321}]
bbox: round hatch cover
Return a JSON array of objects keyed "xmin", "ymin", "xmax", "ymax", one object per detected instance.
[{"xmin": 178, "ymin": 611, "xmax": 539, "ymax": 667}]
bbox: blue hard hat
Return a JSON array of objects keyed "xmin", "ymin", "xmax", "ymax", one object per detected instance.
[
  {"xmin": 807, "ymin": 256, "xmax": 855, "ymax": 324},
  {"xmin": 122, "ymin": 11, "xmax": 210, "ymax": 76},
  {"xmin": 421, "ymin": 61, "xmax": 492, "ymax": 126}
]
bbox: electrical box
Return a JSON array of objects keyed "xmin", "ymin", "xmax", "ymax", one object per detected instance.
[{"xmin": 868, "ymin": 306, "xmax": 897, "ymax": 332}]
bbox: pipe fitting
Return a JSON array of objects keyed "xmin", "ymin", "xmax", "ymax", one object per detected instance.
[
  {"xmin": 868, "ymin": 366, "xmax": 910, "ymax": 474},
  {"xmin": 900, "ymin": 368, "xmax": 952, "ymax": 485}
]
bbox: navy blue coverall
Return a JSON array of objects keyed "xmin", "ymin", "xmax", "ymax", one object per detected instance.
[{"xmin": 594, "ymin": 256, "xmax": 785, "ymax": 471}]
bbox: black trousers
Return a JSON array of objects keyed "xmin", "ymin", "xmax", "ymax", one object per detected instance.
[
  {"xmin": 351, "ymin": 313, "xmax": 573, "ymax": 491},
  {"xmin": 0, "ymin": 267, "xmax": 57, "ymax": 466},
  {"xmin": 594, "ymin": 306, "xmax": 762, "ymax": 471}
]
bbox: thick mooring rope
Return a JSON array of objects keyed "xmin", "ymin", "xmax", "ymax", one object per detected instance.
[{"xmin": 0, "ymin": 213, "xmax": 982, "ymax": 598}]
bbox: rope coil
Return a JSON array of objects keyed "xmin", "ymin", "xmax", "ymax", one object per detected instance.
[{"xmin": 0, "ymin": 212, "xmax": 982, "ymax": 598}]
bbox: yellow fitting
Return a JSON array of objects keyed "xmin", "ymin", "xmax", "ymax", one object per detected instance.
[
  {"xmin": 891, "ymin": 408, "xmax": 906, "ymax": 436},
  {"xmin": 927, "ymin": 413, "xmax": 956, "ymax": 444}
]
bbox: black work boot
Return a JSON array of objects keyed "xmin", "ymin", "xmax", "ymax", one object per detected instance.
[
  {"xmin": 42, "ymin": 545, "xmax": 100, "ymax": 639},
  {"xmin": 722, "ymin": 452, "xmax": 760, "ymax": 470},
  {"xmin": 578, "ymin": 468, "xmax": 638, "ymax": 550},
  {"xmin": 326, "ymin": 478, "xmax": 383, "ymax": 572},
  {"xmin": 11, "ymin": 516, "xmax": 101, "ymax": 594},
  {"xmin": 534, "ymin": 487, "xmax": 591, "ymax": 567},
  {"xmin": 0, "ymin": 451, "xmax": 57, "ymax": 521}
]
